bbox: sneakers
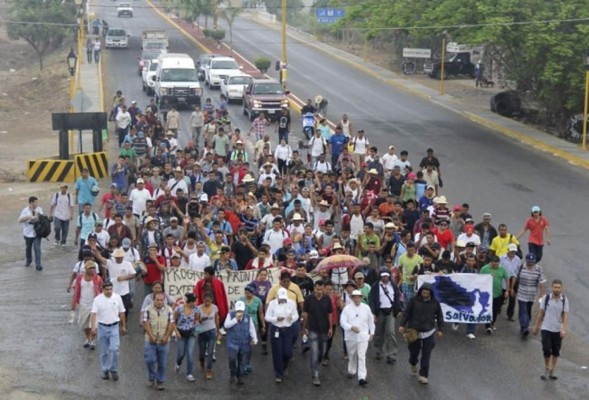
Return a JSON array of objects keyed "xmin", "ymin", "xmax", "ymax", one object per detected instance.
[
  {"xmin": 347, "ymin": 372, "xmax": 355, "ymax": 379},
  {"xmin": 452, "ymin": 323, "xmax": 459, "ymax": 331},
  {"xmin": 175, "ymin": 364, "xmax": 180, "ymax": 373},
  {"xmin": 359, "ymin": 379, "xmax": 368, "ymax": 386},
  {"xmin": 322, "ymin": 359, "xmax": 329, "ymax": 366},
  {"xmin": 205, "ymin": 370, "xmax": 213, "ymax": 380},
  {"xmin": 312, "ymin": 376, "xmax": 321, "ymax": 386},
  {"xmin": 54, "ymin": 241, "xmax": 59, "ymax": 246},
  {"xmin": 83, "ymin": 340, "xmax": 90, "ymax": 348},
  {"xmin": 156, "ymin": 383, "xmax": 164, "ymax": 390},
  {"xmin": 148, "ymin": 380, "xmax": 154, "ymax": 387},
  {"xmin": 466, "ymin": 333, "xmax": 476, "ymax": 340},
  {"xmin": 89, "ymin": 341, "xmax": 95, "ymax": 350},
  {"xmin": 186, "ymin": 374, "xmax": 195, "ymax": 382},
  {"xmin": 541, "ymin": 370, "xmax": 549, "ymax": 381},
  {"xmin": 275, "ymin": 377, "xmax": 283, "ymax": 383},
  {"xmin": 101, "ymin": 371, "xmax": 109, "ymax": 380},
  {"xmin": 410, "ymin": 364, "xmax": 418, "ymax": 374},
  {"xmin": 549, "ymin": 370, "xmax": 558, "ymax": 380},
  {"xmin": 36, "ymin": 266, "xmax": 43, "ymax": 271},
  {"xmin": 110, "ymin": 371, "xmax": 119, "ymax": 381},
  {"xmin": 486, "ymin": 327, "xmax": 494, "ymax": 335},
  {"xmin": 418, "ymin": 376, "xmax": 428, "ymax": 384}
]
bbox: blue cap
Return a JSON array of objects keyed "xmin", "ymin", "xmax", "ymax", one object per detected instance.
[{"xmin": 525, "ymin": 253, "xmax": 537, "ymax": 262}]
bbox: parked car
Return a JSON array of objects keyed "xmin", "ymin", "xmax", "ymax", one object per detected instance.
[
  {"xmin": 423, "ymin": 52, "xmax": 475, "ymax": 80},
  {"xmin": 220, "ymin": 73, "xmax": 254, "ymax": 103},
  {"xmin": 243, "ymin": 78, "xmax": 289, "ymax": 121}
]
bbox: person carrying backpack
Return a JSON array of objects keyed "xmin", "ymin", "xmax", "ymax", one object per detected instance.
[
  {"xmin": 18, "ymin": 196, "xmax": 45, "ymax": 270},
  {"xmin": 513, "ymin": 253, "xmax": 547, "ymax": 339},
  {"xmin": 532, "ymin": 279, "xmax": 569, "ymax": 381}
]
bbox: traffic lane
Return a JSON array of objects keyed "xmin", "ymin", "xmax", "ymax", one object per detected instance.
[
  {"xmin": 0, "ymin": 248, "xmax": 581, "ymax": 400},
  {"xmin": 219, "ymin": 17, "xmax": 589, "ymax": 339}
]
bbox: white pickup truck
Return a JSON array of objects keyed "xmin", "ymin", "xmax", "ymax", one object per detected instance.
[{"xmin": 117, "ymin": 2, "xmax": 133, "ymax": 18}]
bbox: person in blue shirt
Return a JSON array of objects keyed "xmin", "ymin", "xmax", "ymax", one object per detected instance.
[
  {"xmin": 329, "ymin": 126, "xmax": 349, "ymax": 170},
  {"xmin": 75, "ymin": 168, "xmax": 99, "ymax": 214}
]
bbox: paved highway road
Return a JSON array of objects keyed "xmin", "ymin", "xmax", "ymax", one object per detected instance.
[{"xmin": 1, "ymin": 1, "xmax": 581, "ymax": 399}]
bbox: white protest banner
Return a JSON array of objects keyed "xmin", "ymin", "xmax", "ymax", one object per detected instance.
[
  {"xmin": 417, "ymin": 274, "xmax": 493, "ymax": 324},
  {"xmin": 164, "ymin": 267, "xmax": 283, "ymax": 306}
]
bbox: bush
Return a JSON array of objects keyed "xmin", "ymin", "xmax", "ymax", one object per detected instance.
[
  {"xmin": 203, "ymin": 29, "xmax": 226, "ymax": 42},
  {"xmin": 254, "ymin": 57, "xmax": 271, "ymax": 74}
]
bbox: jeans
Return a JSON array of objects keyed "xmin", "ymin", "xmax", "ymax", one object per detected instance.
[
  {"xmin": 198, "ymin": 329, "xmax": 216, "ymax": 370},
  {"xmin": 24, "ymin": 236, "xmax": 41, "ymax": 267},
  {"xmin": 98, "ymin": 323, "xmax": 120, "ymax": 373},
  {"xmin": 331, "ymin": 154, "xmax": 340, "ymax": 171},
  {"xmin": 117, "ymin": 127, "xmax": 129, "ymax": 147},
  {"xmin": 94, "ymin": 49, "xmax": 100, "ymax": 63},
  {"xmin": 309, "ymin": 331, "xmax": 328, "ymax": 377},
  {"xmin": 518, "ymin": 300, "xmax": 534, "ymax": 332},
  {"xmin": 506, "ymin": 293, "xmax": 516, "ymax": 319},
  {"xmin": 87, "ymin": 50, "xmax": 92, "ymax": 63},
  {"xmin": 373, "ymin": 313, "xmax": 397, "ymax": 360},
  {"xmin": 278, "ymin": 130, "xmax": 289, "ymax": 143},
  {"xmin": 192, "ymin": 126, "xmax": 201, "ymax": 144},
  {"xmin": 528, "ymin": 243, "xmax": 544, "ymax": 263},
  {"xmin": 269, "ymin": 324, "xmax": 294, "ymax": 378},
  {"xmin": 54, "ymin": 218, "xmax": 70, "ymax": 244},
  {"xmin": 486, "ymin": 296, "xmax": 504, "ymax": 328},
  {"xmin": 277, "ymin": 158, "xmax": 288, "ymax": 176},
  {"xmin": 144, "ymin": 341, "xmax": 170, "ymax": 383},
  {"xmin": 325, "ymin": 324, "xmax": 336, "ymax": 359},
  {"xmin": 408, "ymin": 333, "xmax": 436, "ymax": 378},
  {"xmin": 176, "ymin": 336, "xmax": 196, "ymax": 375},
  {"xmin": 401, "ymin": 283, "xmax": 415, "ymax": 308},
  {"xmin": 228, "ymin": 347, "xmax": 249, "ymax": 379}
]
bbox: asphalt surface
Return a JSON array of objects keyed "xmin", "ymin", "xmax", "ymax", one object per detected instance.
[{"xmin": 1, "ymin": 1, "xmax": 588, "ymax": 399}]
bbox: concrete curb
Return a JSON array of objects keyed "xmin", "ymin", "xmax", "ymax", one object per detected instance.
[{"xmin": 245, "ymin": 14, "xmax": 589, "ymax": 170}]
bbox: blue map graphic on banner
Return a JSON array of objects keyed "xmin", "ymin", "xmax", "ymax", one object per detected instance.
[{"xmin": 431, "ymin": 275, "xmax": 490, "ymax": 315}]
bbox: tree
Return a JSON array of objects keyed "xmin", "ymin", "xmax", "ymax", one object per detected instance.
[
  {"xmin": 219, "ymin": 3, "xmax": 242, "ymax": 51},
  {"xmin": 6, "ymin": 0, "xmax": 77, "ymax": 70}
]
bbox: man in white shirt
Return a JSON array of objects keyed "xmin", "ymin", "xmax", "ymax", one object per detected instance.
[
  {"xmin": 115, "ymin": 105, "xmax": 132, "ymax": 147},
  {"xmin": 90, "ymin": 280, "xmax": 127, "ymax": 380},
  {"xmin": 340, "ymin": 289, "xmax": 375, "ymax": 387},
  {"xmin": 18, "ymin": 196, "xmax": 44, "ymax": 270},
  {"xmin": 265, "ymin": 288, "xmax": 299, "ymax": 383},
  {"xmin": 263, "ymin": 218, "xmax": 289, "ymax": 255},
  {"xmin": 129, "ymin": 179, "xmax": 152, "ymax": 217},
  {"xmin": 121, "ymin": 238, "xmax": 141, "ymax": 304},
  {"xmin": 50, "ymin": 183, "xmax": 74, "ymax": 246},
  {"xmin": 188, "ymin": 241, "xmax": 211, "ymax": 272},
  {"xmin": 381, "ymin": 145, "xmax": 398, "ymax": 177},
  {"xmin": 308, "ymin": 130, "xmax": 327, "ymax": 165},
  {"xmin": 167, "ymin": 167, "xmax": 189, "ymax": 196},
  {"xmin": 106, "ymin": 248, "xmax": 136, "ymax": 316}
]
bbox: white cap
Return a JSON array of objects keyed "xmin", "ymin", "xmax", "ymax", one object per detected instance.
[
  {"xmin": 136, "ymin": 178, "xmax": 144, "ymax": 184},
  {"xmin": 235, "ymin": 301, "xmax": 246, "ymax": 312},
  {"xmin": 351, "ymin": 290, "xmax": 362, "ymax": 297},
  {"xmin": 277, "ymin": 288, "xmax": 288, "ymax": 300},
  {"xmin": 508, "ymin": 243, "xmax": 518, "ymax": 252}
]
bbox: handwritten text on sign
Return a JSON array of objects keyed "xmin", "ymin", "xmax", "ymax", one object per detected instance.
[{"xmin": 165, "ymin": 267, "xmax": 283, "ymax": 303}]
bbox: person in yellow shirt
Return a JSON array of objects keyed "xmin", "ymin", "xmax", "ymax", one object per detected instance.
[{"xmin": 489, "ymin": 224, "xmax": 519, "ymax": 257}]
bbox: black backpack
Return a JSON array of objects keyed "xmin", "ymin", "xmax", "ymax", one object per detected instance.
[{"xmin": 34, "ymin": 214, "xmax": 53, "ymax": 239}]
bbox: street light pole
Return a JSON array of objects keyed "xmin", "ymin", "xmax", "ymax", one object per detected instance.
[
  {"xmin": 583, "ymin": 53, "xmax": 589, "ymax": 150},
  {"xmin": 281, "ymin": 0, "xmax": 287, "ymax": 88},
  {"xmin": 440, "ymin": 31, "xmax": 447, "ymax": 95}
]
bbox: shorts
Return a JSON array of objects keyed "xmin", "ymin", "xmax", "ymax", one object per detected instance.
[
  {"xmin": 541, "ymin": 330, "xmax": 562, "ymax": 358},
  {"xmin": 78, "ymin": 305, "xmax": 92, "ymax": 330}
]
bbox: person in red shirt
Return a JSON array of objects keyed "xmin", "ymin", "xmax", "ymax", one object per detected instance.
[
  {"xmin": 516, "ymin": 205, "xmax": 550, "ymax": 262},
  {"xmin": 141, "ymin": 244, "xmax": 166, "ymax": 295},
  {"xmin": 193, "ymin": 266, "xmax": 229, "ymax": 322},
  {"xmin": 99, "ymin": 184, "xmax": 120, "ymax": 219},
  {"xmin": 435, "ymin": 220, "xmax": 454, "ymax": 253}
]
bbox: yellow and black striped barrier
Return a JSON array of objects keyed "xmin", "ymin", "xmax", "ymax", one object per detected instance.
[
  {"xmin": 74, "ymin": 152, "xmax": 109, "ymax": 179},
  {"xmin": 27, "ymin": 158, "xmax": 76, "ymax": 183}
]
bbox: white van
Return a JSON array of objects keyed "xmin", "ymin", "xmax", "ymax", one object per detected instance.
[
  {"xmin": 154, "ymin": 53, "xmax": 202, "ymax": 107},
  {"xmin": 220, "ymin": 73, "xmax": 254, "ymax": 103},
  {"xmin": 205, "ymin": 56, "xmax": 241, "ymax": 88}
]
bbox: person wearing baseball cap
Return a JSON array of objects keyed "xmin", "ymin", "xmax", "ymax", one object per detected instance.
[
  {"xmin": 354, "ymin": 272, "xmax": 370, "ymax": 304},
  {"xmin": 514, "ymin": 252, "xmax": 547, "ymax": 339},
  {"xmin": 340, "ymin": 288, "xmax": 375, "ymax": 387},
  {"xmin": 500, "ymin": 243, "xmax": 522, "ymax": 321},
  {"xmin": 369, "ymin": 267, "xmax": 401, "ymax": 364},
  {"xmin": 265, "ymin": 287, "xmax": 299, "ymax": 383},
  {"xmin": 224, "ymin": 300, "xmax": 258, "ymax": 385},
  {"xmin": 515, "ymin": 205, "xmax": 550, "ymax": 263}
]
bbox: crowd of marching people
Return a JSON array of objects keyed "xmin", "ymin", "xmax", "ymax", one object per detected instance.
[{"xmin": 20, "ymin": 91, "xmax": 569, "ymax": 390}]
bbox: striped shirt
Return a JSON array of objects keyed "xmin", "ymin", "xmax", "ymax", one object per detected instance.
[{"xmin": 515, "ymin": 265, "xmax": 546, "ymax": 302}]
